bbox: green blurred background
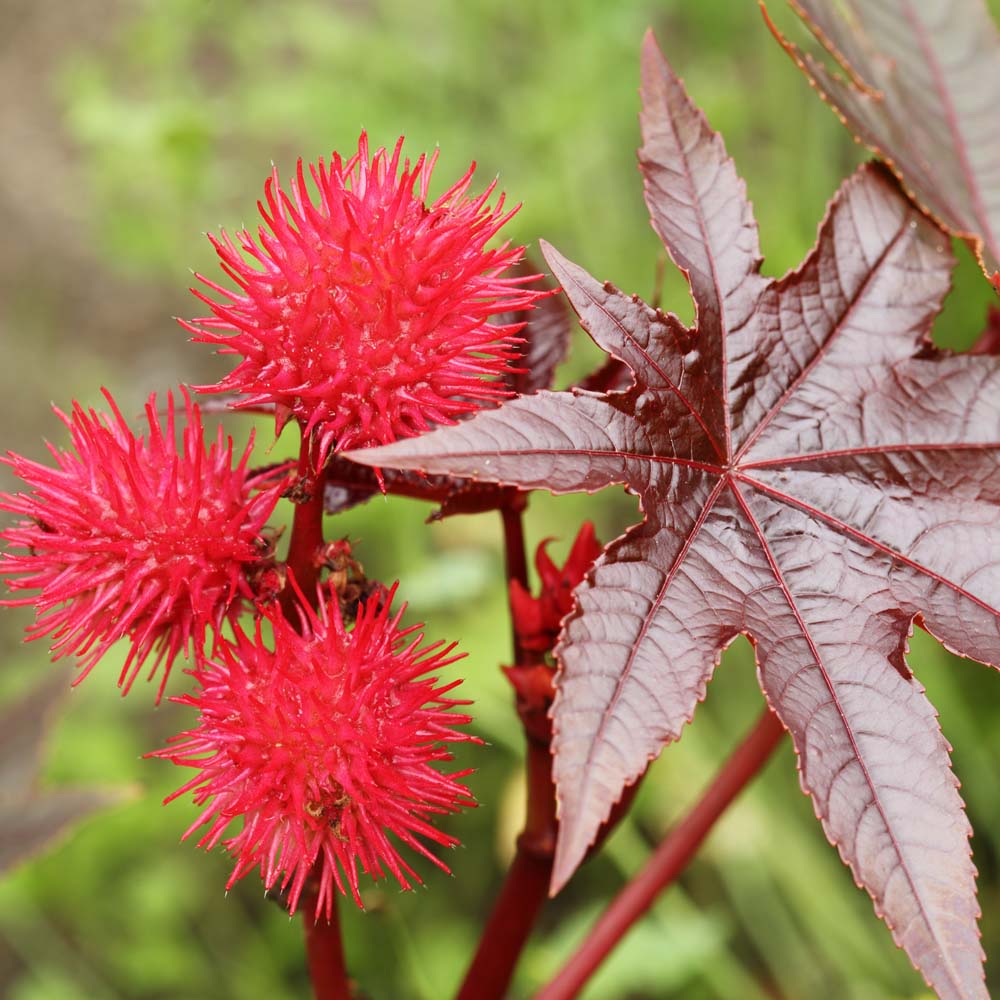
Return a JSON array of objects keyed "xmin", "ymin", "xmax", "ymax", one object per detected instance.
[{"xmin": 2, "ymin": 1, "xmax": 1000, "ymax": 997}]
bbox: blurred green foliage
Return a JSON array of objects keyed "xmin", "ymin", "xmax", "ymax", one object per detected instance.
[{"xmin": 2, "ymin": 0, "xmax": 1000, "ymax": 998}]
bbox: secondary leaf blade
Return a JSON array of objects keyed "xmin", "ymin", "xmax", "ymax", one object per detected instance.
[
  {"xmin": 0, "ymin": 786, "xmax": 134, "ymax": 875},
  {"xmin": 501, "ymin": 257, "xmax": 571, "ymax": 395},
  {"xmin": 766, "ymin": 0, "xmax": 1000, "ymax": 285}
]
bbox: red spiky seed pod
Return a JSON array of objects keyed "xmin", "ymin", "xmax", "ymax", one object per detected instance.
[
  {"xmin": 154, "ymin": 585, "xmax": 477, "ymax": 916},
  {"xmin": 0, "ymin": 389, "xmax": 283, "ymax": 700},
  {"xmin": 185, "ymin": 132, "xmax": 544, "ymax": 461}
]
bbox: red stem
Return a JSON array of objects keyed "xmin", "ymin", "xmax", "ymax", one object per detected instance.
[
  {"xmin": 301, "ymin": 888, "xmax": 352, "ymax": 1000},
  {"xmin": 536, "ymin": 707, "xmax": 787, "ymax": 1000},
  {"xmin": 500, "ymin": 500, "xmax": 530, "ymax": 663},
  {"xmin": 280, "ymin": 429, "xmax": 352, "ymax": 998},
  {"xmin": 455, "ymin": 500, "xmax": 551, "ymax": 1000},
  {"xmin": 280, "ymin": 431, "xmax": 326, "ymax": 618},
  {"xmin": 500, "ymin": 501, "xmax": 530, "ymax": 592},
  {"xmin": 456, "ymin": 736, "xmax": 557, "ymax": 1000}
]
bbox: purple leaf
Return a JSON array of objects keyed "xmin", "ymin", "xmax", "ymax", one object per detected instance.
[
  {"xmin": 574, "ymin": 356, "xmax": 632, "ymax": 394},
  {"xmin": 320, "ymin": 453, "xmax": 523, "ymax": 520},
  {"xmin": 500, "ymin": 257, "xmax": 571, "ymax": 395},
  {"xmin": 348, "ymin": 32, "xmax": 1000, "ymax": 998},
  {"xmin": 765, "ymin": 0, "xmax": 1000, "ymax": 289},
  {"xmin": 0, "ymin": 787, "xmax": 133, "ymax": 874},
  {"xmin": 0, "ymin": 676, "xmax": 136, "ymax": 874},
  {"xmin": 0, "ymin": 672, "xmax": 66, "ymax": 800}
]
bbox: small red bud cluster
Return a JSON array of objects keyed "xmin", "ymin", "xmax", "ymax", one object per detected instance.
[
  {"xmin": 505, "ymin": 522, "xmax": 602, "ymax": 738},
  {"xmin": 509, "ymin": 521, "xmax": 602, "ymax": 656}
]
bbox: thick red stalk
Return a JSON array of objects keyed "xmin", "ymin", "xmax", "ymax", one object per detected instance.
[
  {"xmin": 281, "ymin": 429, "xmax": 351, "ymax": 998},
  {"xmin": 500, "ymin": 501, "xmax": 530, "ymax": 660},
  {"xmin": 456, "ymin": 734, "xmax": 557, "ymax": 1000},
  {"xmin": 301, "ymin": 881, "xmax": 351, "ymax": 1000},
  {"xmin": 280, "ymin": 431, "xmax": 326, "ymax": 617},
  {"xmin": 454, "ymin": 501, "xmax": 551, "ymax": 999},
  {"xmin": 536, "ymin": 707, "xmax": 787, "ymax": 1000}
]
